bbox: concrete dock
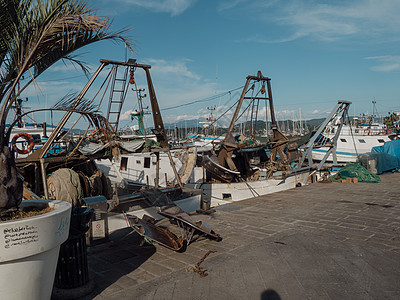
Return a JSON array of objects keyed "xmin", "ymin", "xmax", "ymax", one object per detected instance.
[{"xmin": 82, "ymin": 172, "xmax": 400, "ymax": 299}]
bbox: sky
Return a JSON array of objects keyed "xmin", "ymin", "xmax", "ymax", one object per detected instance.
[{"xmin": 17, "ymin": 0, "xmax": 400, "ymax": 130}]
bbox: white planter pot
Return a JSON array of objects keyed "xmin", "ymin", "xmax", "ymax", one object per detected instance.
[{"xmin": 0, "ymin": 200, "xmax": 71, "ymax": 300}]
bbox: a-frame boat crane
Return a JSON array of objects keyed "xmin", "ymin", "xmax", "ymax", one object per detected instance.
[{"xmin": 18, "ymin": 58, "xmax": 183, "ymax": 198}]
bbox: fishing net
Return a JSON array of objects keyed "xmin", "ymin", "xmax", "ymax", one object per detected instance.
[
  {"xmin": 47, "ymin": 168, "xmax": 83, "ymax": 206},
  {"xmin": 328, "ymin": 163, "xmax": 381, "ymax": 183}
]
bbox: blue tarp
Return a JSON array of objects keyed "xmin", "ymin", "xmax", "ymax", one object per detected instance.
[
  {"xmin": 365, "ymin": 140, "xmax": 400, "ymax": 174},
  {"xmin": 359, "ymin": 152, "xmax": 399, "ymax": 174},
  {"xmin": 371, "ymin": 139, "xmax": 400, "ymax": 159}
]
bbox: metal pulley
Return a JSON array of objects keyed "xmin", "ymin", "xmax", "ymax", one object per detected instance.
[{"xmin": 129, "ymin": 67, "xmax": 135, "ymax": 84}]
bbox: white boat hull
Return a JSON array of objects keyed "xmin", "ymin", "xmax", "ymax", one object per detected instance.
[
  {"xmin": 95, "ymin": 151, "xmax": 184, "ymax": 187},
  {"xmin": 312, "ymin": 125, "xmax": 392, "ymax": 163},
  {"xmin": 187, "ymin": 171, "xmax": 310, "ymax": 207}
]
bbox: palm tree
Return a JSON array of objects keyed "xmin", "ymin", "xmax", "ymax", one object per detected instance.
[{"xmin": 0, "ymin": 0, "xmax": 131, "ymax": 213}]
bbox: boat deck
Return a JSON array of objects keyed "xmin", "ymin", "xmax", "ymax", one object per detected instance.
[{"xmin": 78, "ymin": 172, "xmax": 400, "ymax": 299}]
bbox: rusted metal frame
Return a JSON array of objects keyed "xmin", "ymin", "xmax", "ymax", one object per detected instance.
[
  {"xmin": 250, "ymin": 92, "xmax": 255, "ymax": 138},
  {"xmin": 265, "ymin": 96, "xmax": 269, "ymax": 137},
  {"xmin": 28, "ymin": 62, "xmax": 108, "ymax": 160},
  {"xmin": 99, "ymin": 58, "xmax": 151, "ymax": 69},
  {"xmin": 247, "ymin": 85, "xmax": 256, "ymax": 138},
  {"xmin": 266, "ymin": 78, "xmax": 277, "ymax": 127},
  {"xmin": 176, "ymin": 219, "xmax": 195, "ymax": 245},
  {"xmin": 254, "ymin": 98, "xmax": 260, "ymax": 137},
  {"xmin": 243, "ymin": 96, "xmax": 270, "ymax": 100},
  {"xmin": 220, "ymin": 72, "xmax": 272, "ymax": 172},
  {"xmin": 127, "ymin": 215, "xmax": 184, "ymax": 251},
  {"xmin": 34, "ymin": 162, "xmax": 40, "ymax": 195},
  {"xmin": 144, "ymin": 67, "xmax": 183, "ymax": 188},
  {"xmin": 249, "ymin": 85, "xmax": 264, "ymax": 137},
  {"xmin": 17, "ymin": 153, "xmax": 89, "ymax": 165},
  {"xmin": 263, "ymin": 77, "xmax": 291, "ymax": 163},
  {"xmin": 224, "ymin": 76, "xmax": 252, "ymax": 146},
  {"xmin": 218, "ymin": 77, "xmax": 253, "ymax": 172},
  {"xmin": 224, "ymin": 72, "xmax": 272, "ymax": 144},
  {"xmin": 144, "ymin": 67, "xmax": 168, "ymax": 148}
]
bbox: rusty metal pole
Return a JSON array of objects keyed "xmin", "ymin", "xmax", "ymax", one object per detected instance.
[
  {"xmin": 224, "ymin": 77, "xmax": 252, "ymax": 146},
  {"xmin": 266, "ymin": 78, "xmax": 277, "ymax": 127},
  {"xmin": 144, "ymin": 68, "xmax": 182, "ymax": 188}
]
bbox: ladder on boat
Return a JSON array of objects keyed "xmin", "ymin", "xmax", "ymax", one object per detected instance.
[{"xmin": 106, "ymin": 66, "xmax": 129, "ymax": 131}]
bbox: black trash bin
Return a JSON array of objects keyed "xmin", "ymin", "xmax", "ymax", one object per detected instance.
[{"xmin": 54, "ymin": 206, "xmax": 94, "ymax": 289}]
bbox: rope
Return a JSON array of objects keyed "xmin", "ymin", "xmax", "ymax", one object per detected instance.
[
  {"xmin": 346, "ymin": 110, "xmax": 360, "ymax": 160},
  {"xmin": 238, "ymin": 177, "xmax": 260, "ymax": 197},
  {"xmin": 161, "ymin": 86, "xmax": 244, "ymax": 111}
]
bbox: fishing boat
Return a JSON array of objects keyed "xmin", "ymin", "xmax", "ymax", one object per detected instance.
[
  {"xmin": 185, "ymin": 71, "xmax": 312, "ymax": 207},
  {"xmin": 311, "ymin": 117, "xmax": 398, "ymax": 163},
  {"xmin": 15, "ymin": 58, "xmax": 202, "ymax": 235},
  {"xmin": 8, "ymin": 101, "xmax": 69, "ymax": 158},
  {"xmin": 92, "ymin": 60, "xmax": 197, "ymax": 191}
]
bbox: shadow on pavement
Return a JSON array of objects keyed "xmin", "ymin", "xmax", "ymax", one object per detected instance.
[
  {"xmin": 81, "ymin": 227, "xmax": 157, "ymax": 299},
  {"xmin": 261, "ymin": 289, "xmax": 281, "ymax": 300}
]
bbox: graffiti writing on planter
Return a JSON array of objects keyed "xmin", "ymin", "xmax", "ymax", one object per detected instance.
[{"xmin": 3, "ymin": 225, "xmax": 39, "ymax": 249}]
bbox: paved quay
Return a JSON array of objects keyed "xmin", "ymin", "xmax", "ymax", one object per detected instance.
[{"xmin": 82, "ymin": 172, "xmax": 400, "ymax": 299}]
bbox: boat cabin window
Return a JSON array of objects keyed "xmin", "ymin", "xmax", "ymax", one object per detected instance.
[
  {"xmin": 355, "ymin": 129, "xmax": 359, "ymax": 133},
  {"xmin": 120, "ymin": 157, "xmax": 128, "ymax": 171},
  {"xmin": 378, "ymin": 139, "xmax": 385, "ymax": 143},
  {"xmin": 144, "ymin": 157, "xmax": 151, "ymax": 168},
  {"xmin": 136, "ymin": 160, "xmax": 141, "ymax": 164},
  {"xmin": 222, "ymin": 193, "xmax": 232, "ymax": 200},
  {"xmin": 358, "ymin": 139, "xmax": 366, "ymax": 143},
  {"xmin": 340, "ymin": 138, "xmax": 347, "ymax": 142},
  {"xmin": 331, "ymin": 128, "xmax": 335, "ymax": 134}
]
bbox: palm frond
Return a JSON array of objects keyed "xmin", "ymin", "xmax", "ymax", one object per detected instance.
[
  {"xmin": 51, "ymin": 93, "xmax": 117, "ymax": 141},
  {"xmin": 0, "ymin": 0, "xmax": 132, "ymax": 126},
  {"xmin": 52, "ymin": 92, "xmax": 97, "ymax": 113}
]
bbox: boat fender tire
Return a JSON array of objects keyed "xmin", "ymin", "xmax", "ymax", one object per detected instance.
[{"xmin": 11, "ymin": 132, "xmax": 35, "ymax": 154}]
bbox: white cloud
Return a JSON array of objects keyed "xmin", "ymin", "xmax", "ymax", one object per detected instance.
[
  {"xmin": 147, "ymin": 58, "xmax": 201, "ymax": 80},
  {"xmin": 119, "ymin": 0, "xmax": 196, "ymax": 16},
  {"xmin": 120, "ymin": 109, "xmax": 134, "ymax": 121},
  {"xmin": 311, "ymin": 109, "xmax": 322, "ymax": 115},
  {"xmin": 365, "ymin": 56, "xmax": 400, "ymax": 72},
  {"xmin": 233, "ymin": 0, "xmax": 400, "ymax": 43},
  {"xmin": 217, "ymin": 0, "xmax": 249, "ymax": 12},
  {"xmin": 175, "ymin": 114, "xmax": 199, "ymax": 121}
]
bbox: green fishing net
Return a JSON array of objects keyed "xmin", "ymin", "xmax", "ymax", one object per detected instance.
[{"xmin": 328, "ymin": 163, "xmax": 381, "ymax": 183}]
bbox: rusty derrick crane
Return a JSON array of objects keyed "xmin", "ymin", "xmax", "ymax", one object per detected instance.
[{"xmin": 217, "ymin": 71, "xmax": 295, "ymax": 177}]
